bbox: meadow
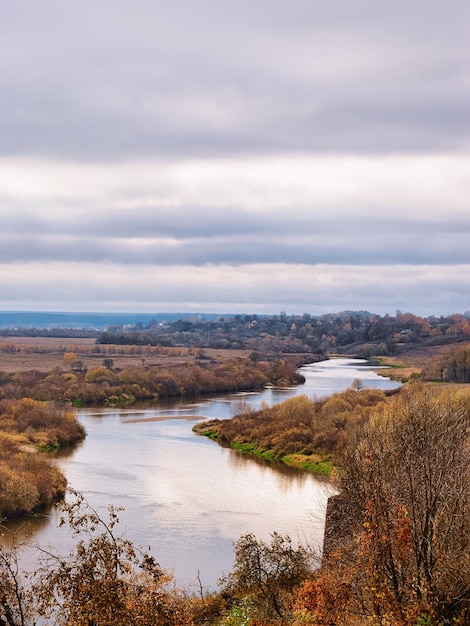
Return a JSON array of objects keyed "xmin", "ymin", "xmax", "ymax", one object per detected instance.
[{"xmin": 0, "ymin": 336, "xmax": 249, "ymax": 372}]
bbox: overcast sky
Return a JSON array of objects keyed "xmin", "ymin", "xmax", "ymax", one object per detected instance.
[{"xmin": 1, "ymin": 1, "xmax": 469, "ymax": 316}]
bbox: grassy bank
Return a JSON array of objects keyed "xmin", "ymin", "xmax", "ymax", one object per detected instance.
[{"xmin": 193, "ymin": 388, "xmax": 389, "ymax": 477}]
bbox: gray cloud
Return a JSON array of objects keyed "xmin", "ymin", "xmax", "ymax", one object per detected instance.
[
  {"xmin": 1, "ymin": 262, "xmax": 468, "ymax": 317},
  {"xmin": 1, "ymin": 218, "xmax": 469, "ymax": 267},
  {"xmin": 1, "ymin": 1, "xmax": 468, "ymax": 160},
  {"xmin": 0, "ymin": 1, "xmax": 468, "ymax": 315}
]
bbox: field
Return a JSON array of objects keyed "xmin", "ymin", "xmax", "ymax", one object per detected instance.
[
  {"xmin": 376, "ymin": 342, "xmax": 467, "ymax": 381},
  {"xmin": 0, "ymin": 336, "xmax": 250, "ymax": 372},
  {"xmin": 1, "ymin": 335, "xmax": 468, "ymax": 382}
]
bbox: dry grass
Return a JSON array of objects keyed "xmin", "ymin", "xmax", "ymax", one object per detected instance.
[
  {"xmin": 377, "ymin": 361, "xmax": 422, "ymax": 381},
  {"xmin": 0, "ymin": 337, "xmax": 95, "ymax": 371},
  {"xmin": 0, "ymin": 337, "xmax": 250, "ymax": 372},
  {"xmin": 376, "ymin": 343, "xmax": 470, "ymax": 381}
]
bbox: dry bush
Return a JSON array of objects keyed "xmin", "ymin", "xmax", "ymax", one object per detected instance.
[
  {"xmin": 221, "ymin": 532, "xmax": 313, "ymax": 623},
  {"xmin": 0, "ymin": 398, "xmax": 85, "ymax": 448},
  {"xmin": 0, "ymin": 398, "xmax": 83, "ymax": 518},
  {"xmin": 302, "ymin": 384, "xmax": 470, "ymax": 625},
  {"xmin": 0, "ymin": 449, "xmax": 67, "ymax": 518},
  {"xmin": 200, "ymin": 388, "xmax": 388, "ymax": 469},
  {"xmin": 35, "ymin": 491, "xmax": 192, "ymax": 626}
]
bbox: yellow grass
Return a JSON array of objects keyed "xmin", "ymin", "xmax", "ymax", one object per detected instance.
[{"xmin": 0, "ymin": 337, "xmax": 250, "ymax": 372}]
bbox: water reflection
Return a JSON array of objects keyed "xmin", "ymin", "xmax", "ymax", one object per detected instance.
[{"xmin": 228, "ymin": 448, "xmax": 321, "ymax": 489}]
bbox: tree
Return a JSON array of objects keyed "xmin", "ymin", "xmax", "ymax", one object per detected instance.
[
  {"xmin": 0, "ymin": 525, "xmax": 33, "ymax": 626},
  {"xmin": 358, "ymin": 385, "xmax": 469, "ymax": 614},
  {"xmin": 441, "ymin": 345, "xmax": 470, "ymax": 383},
  {"xmin": 35, "ymin": 489, "xmax": 190, "ymax": 626},
  {"xmin": 350, "ymin": 378, "xmax": 363, "ymax": 391},
  {"xmin": 63, "ymin": 352, "xmax": 77, "ymax": 370},
  {"xmin": 221, "ymin": 532, "xmax": 313, "ymax": 622},
  {"xmin": 304, "ymin": 384, "xmax": 470, "ymax": 625},
  {"xmin": 70, "ymin": 360, "xmax": 84, "ymax": 373}
]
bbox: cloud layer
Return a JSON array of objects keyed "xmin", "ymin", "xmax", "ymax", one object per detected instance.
[{"xmin": 0, "ymin": 1, "xmax": 469, "ymax": 315}]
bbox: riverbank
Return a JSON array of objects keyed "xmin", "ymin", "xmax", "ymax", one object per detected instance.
[
  {"xmin": 193, "ymin": 424, "xmax": 334, "ymax": 475},
  {"xmin": 193, "ymin": 385, "xmax": 391, "ymax": 477},
  {"xmin": 0, "ymin": 398, "xmax": 85, "ymax": 519},
  {"xmin": 0, "ymin": 355, "xmax": 306, "ymax": 406},
  {"xmin": 373, "ymin": 357, "xmax": 422, "ymax": 382}
]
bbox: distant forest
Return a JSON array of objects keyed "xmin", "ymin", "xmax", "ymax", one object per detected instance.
[
  {"xmin": 96, "ymin": 311, "xmax": 470, "ymax": 357},
  {"xmin": 0, "ymin": 310, "xmax": 220, "ymax": 331},
  {"xmin": 2, "ymin": 310, "xmax": 470, "ymax": 358}
]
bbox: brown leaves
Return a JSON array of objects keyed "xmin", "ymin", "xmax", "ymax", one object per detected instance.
[
  {"xmin": 325, "ymin": 385, "xmax": 470, "ymax": 623},
  {"xmin": 35, "ymin": 490, "xmax": 190, "ymax": 626}
]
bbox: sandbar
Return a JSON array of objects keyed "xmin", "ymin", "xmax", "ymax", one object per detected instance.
[{"xmin": 123, "ymin": 414, "xmax": 206, "ymax": 424}]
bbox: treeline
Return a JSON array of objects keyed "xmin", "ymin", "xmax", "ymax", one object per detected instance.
[
  {"xmin": 97, "ymin": 310, "xmax": 470, "ymax": 357},
  {"xmin": 0, "ymin": 398, "xmax": 85, "ymax": 518},
  {"xmin": 0, "ymin": 341, "xmax": 197, "ymax": 357},
  {"xmin": 0, "ymin": 358, "xmax": 304, "ymax": 406},
  {"xmin": 0, "ymin": 327, "xmax": 99, "ymax": 338},
  {"xmin": 194, "ymin": 386, "xmax": 390, "ymax": 474}
]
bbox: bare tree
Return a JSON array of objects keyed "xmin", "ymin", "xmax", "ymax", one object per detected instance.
[{"xmin": 0, "ymin": 525, "xmax": 32, "ymax": 626}]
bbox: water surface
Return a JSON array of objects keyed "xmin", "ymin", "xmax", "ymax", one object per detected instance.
[{"xmin": 10, "ymin": 358, "xmax": 400, "ymax": 589}]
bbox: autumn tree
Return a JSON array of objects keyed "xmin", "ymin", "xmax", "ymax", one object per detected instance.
[
  {"xmin": 63, "ymin": 352, "xmax": 77, "ymax": 370},
  {"xmin": 298, "ymin": 385, "xmax": 470, "ymax": 625},
  {"xmin": 35, "ymin": 490, "xmax": 190, "ymax": 626},
  {"xmin": 221, "ymin": 532, "xmax": 313, "ymax": 623},
  {"xmin": 441, "ymin": 344, "xmax": 470, "ymax": 383},
  {"xmin": 356, "ymin": 385, "xmax": 470, "ymax": 621}
]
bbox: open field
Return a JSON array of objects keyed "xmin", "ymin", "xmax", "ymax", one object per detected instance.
[
  {"xmin": 0, "ymin": 336, "xmax": 251, "ymax": 372},
  {"xmin": 377, "ymin": 342, "xmax": 470, "ymax": 381}
]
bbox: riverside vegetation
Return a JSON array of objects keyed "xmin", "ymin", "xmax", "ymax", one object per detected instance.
[
  {"xmin": 0, "ymin": 324, "xmax": 468, "ymax": 624},
  {"xmin": 0, "ymin": 353, "xmax": 302, "ymax": 520},
  {"xmin": 0, "ymin": 354, "xmax": 304, "ymax": 406},
  {"xmin": 0, "ymin": 398, "xmax": 85, "ymax": 519},
  {"xmin": 193, "ymin": 385, "xmax": 391, "ymax": 476},
  {"xmin": 1, "ymin": 383, "xmax": 468, "ymax": 625}
]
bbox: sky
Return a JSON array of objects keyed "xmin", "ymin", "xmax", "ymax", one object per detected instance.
[{"xmin": 1, "ymin": 1, "xmax": 469, "ymax": 317}]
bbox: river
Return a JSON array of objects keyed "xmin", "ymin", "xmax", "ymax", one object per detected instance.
[{"xmin": 9, "ymin": 358, "xmax": 401, "ymax": 590}]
